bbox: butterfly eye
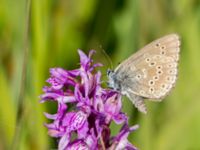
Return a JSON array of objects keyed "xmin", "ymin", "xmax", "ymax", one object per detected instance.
[{"xmin": 107, "ymin": 69, "xmax": 113, "ymax": 75}]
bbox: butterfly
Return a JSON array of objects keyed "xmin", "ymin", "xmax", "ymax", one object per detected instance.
[{"xmin": 107, "ymin": 34, "xmax": 180, "ymax": 113}]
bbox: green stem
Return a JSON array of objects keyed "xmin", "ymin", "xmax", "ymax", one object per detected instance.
[{"xmin": 10, "ymin": 0, "xmax": 31, "ymax": 149}]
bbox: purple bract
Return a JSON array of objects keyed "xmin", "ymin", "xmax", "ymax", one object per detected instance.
[{"xmin": 40, "ymin": 49, "xmax": 138, "ymax": 150}]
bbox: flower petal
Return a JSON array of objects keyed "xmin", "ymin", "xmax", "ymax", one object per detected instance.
[
  {"xmin": 57, "ymin": 96, "xmax": 77, "ymax": 103},
  {"xmin": 44, "ymin": 112, "xmax": 57, "ymax": 120},
  {"xmin": 67, "ymin": 140, "xmax": 89, "ymax": 150},
  {"xmin": 58, "ymin": 133, "xmax": 70, "ymax": 150},
  {"xmin": 70, "ymin": 111, "xmax": 88, "ymax": 131}
]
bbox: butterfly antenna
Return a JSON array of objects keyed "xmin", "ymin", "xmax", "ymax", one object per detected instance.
[{"xmin": 100, "ymin": 47, "xmax": 113, "ymax": 70}]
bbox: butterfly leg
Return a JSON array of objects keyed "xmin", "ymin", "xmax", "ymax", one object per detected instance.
[{"xmin": 127, "ymin": 93, "xmax": 147, "ymax": 114}]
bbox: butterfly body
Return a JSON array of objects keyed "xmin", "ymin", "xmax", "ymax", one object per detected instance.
[{"xmin": 107, "ymin": 34, "xmax": 180, "ymax": 113}]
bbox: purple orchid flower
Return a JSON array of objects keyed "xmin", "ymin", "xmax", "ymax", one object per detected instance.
[{"xmin": 40, "ymin": 49, "xmax": 138, "ymax": 150}]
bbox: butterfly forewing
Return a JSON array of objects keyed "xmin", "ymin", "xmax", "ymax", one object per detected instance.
[
  {"xmin": 140, "ymin": 33, "xmax": 180, "ymax": 61},
  {"xmin": 115, "ymin": 34, "xmax": 180, "ymax": 100},
  {"xmin": 115, "ymin": 34, "xmax": 180, "ymax": 71}
]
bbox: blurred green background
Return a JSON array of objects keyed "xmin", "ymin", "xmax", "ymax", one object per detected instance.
[{"xmin": 0, "ymin": 0, "xmax": 200, "ymax": 149}]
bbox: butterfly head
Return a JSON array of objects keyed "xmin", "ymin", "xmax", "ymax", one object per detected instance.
[{"xmin": 107, "ymin": 69, "xmax": 121, "ymax": 91}]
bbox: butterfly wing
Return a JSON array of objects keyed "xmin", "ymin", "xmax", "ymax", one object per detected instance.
[
  {"xmin": 115, "ymin": 34, "xmax": 180, "ymax": 70},
  {"xmin": 115, "ymin": 33, "xmax": 180, "ymax": 100}
]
